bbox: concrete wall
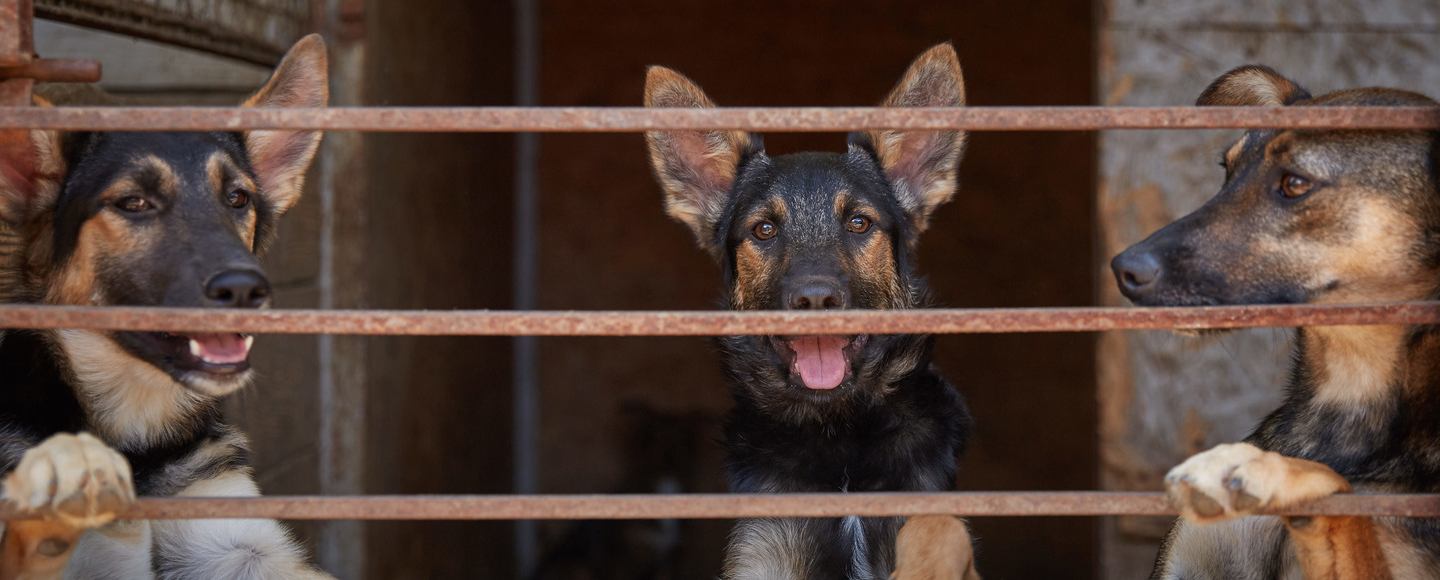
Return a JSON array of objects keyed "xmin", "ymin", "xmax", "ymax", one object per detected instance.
[{"xmin": 1096, "ymin": 1, "xmax": 1440, "ymax": 577}]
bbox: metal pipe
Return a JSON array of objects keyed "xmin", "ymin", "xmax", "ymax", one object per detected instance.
[
  {"xmin": 512, "ymin": 0, "xmax": 542, "ymax": 574},
  {"xmin": 3, "ymin": 493, "xmax": 1438, "ymax": 520},
  {"xmin": 0, "ymin": 58, "xmax": 100, "ymax": 83},
  {"xmin": 0, "ymin": 106, "xmax": 1439, "ymax": 132},
  {"xmin": 0, "ymin": 303, "xmax": 1435, "ymax": 335}
]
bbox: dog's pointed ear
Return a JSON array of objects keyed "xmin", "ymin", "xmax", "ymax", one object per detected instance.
[
  {"xmin": 644, "ymin": 66, "xmax": 763, "ymax": 253},
  {"xmin": 241, "ymin": 33, "xmax": 328, "ymax": 217},
  {"xmin": 0, "ymin": 95, "xmax": 65, "ymax": 229},
  {"xmin": 1197, "ymin": 65, "xmax": 1310, "ymax": 107},
  {"xmin": 858, "ymin": 43, "xmax": 967, "ymax": 234}
]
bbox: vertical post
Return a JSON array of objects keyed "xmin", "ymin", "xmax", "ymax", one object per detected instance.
[
  {"xmin": 0, "ymin": 0, "xmax": 28, "ymax": 67},
  {"xmin": 512, "ymin": 0, "xmax": 540, "ymax": 576},
  {"xmin": 316, "ymin": 0, "xmax": 368, "ymax": 577},
  {"xmin": 0, "ymin": 0, "xmax": 31, "ymax": 116}
]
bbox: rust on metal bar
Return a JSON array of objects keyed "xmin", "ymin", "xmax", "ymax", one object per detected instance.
[
  {"xmin": 0, "ymin": 106, "xmax": 1439, "ymax": 132},
  {"xmin": 0, "ymin": 0, "xmax": 30, "ymax": 67},
  {"xmin": 2, "ymin": 493, "xmax": 1438, "ymax": 521},
  {"xmin": 0, "ymin": 58, "xmax": 100, "ymax": 83},
  {"xmin": 0, "ymin": 302, "xmax": 1435, "ymax": 336},
  {"xmin": 0, "ymin": 0, "xmax": 32, "ymax": 208}
]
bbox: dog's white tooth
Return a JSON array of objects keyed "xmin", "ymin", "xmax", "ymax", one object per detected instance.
[
  {"xmin": 244, "ymin": 335, "xmax": 255, "ymax": 351},
  {"xmin": 189, "ymin": 339, "xmax": 202, "ymax": 357}
]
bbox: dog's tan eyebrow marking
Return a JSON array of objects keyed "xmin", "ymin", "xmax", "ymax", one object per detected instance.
[
  {"xmin": 749, "ymin": 196, "xmax": 788, "ymax": 224},
  {"xmin": 1224, "ymin": 134, "xmax": 1249, "ymax": 166},
  {"xmin": 833, "ymin": 189, "xmax": 851, "ymax": 217},
  {"xmin": 206, "ymin": 152, "xmax": 258, "ymax": 196},
  {"xmin": 130, "ymin": 155, "xmax": 179, "ymax": 196},
  {"xmin": 207, "ymin": 152, "xmax": 226, "ymax": 194},
  {"xmin": 98, "ymin": 176, "xmax": 140, "ymax": 206},
  {"xmin": 1265, "ymin": 133, "xmax": 1296, "ymax": 159}
]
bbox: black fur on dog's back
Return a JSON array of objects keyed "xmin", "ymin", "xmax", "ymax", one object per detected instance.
[{"xmin": 645, "ymin": 44, "xmax": 972, "ymax": 579}]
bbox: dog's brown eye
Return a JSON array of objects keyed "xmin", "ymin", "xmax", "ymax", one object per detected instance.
[
  {"xmin": 848, "ymin": 215, "xmax": 872, "ymax": 233},
  {"xmin": 227, "ymin": 189, "xmax": 251, "ymax": 208},
  {"xmin": 115, "ymin": 197, "xmax": 151, "ymax": 213},
  {"xmin": 752, "ymin": 220, "xmax": 777, "ymax": 240},
  {"xmin": 1281, "ymin": 174, "xmax": 1314, "ymax": 198}
]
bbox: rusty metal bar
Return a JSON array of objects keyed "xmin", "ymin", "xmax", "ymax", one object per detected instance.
[
  {"xmin": 0, "ymin": 0, "xmax": 32, "ymax": 205},
  {"xmin": 3, "ymin": 493, "xmax": 1438, "ymax": 521},
  {"xmin": 0, "ymin": 303, "xmax": 1434, "ymax": 336},
  {"xmin": 1, "ymin": 106, "xmax": 1439, "ymax": 132},
  {"xmin": 0, "ymin": 0, "xmax": 28, "ymax": 67},
  {"xmin": 0, "ymin": 58, "xmax": 99, "ymax": 82}
]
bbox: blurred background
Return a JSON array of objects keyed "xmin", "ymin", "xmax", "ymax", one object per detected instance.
[{"xmin": 29, "ymin": 0, "xmax": 1440, "ymax": 578}]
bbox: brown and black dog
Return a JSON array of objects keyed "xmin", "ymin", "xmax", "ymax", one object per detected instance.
[
  {"xmin": 1112, "ymin": 65, "xmax": 1440, "ymax": 579},
  {"xmin": 0, "ymin": 36, "xmax": 332, "ymax": 579},
  {"xmin": 645, "ymin": 44, "xmax": 975, "ymax": 580}
]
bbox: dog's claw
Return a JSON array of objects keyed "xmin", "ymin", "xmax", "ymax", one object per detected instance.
[
  {"xmin": 1232, "ymin": 488, "xmax": 1263, "ymax": 512},
  {"xmin": 1189, "ymin": 488, "xmax": 1225, "ymax": 519}
]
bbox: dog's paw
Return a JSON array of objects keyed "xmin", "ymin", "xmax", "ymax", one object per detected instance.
[
  {"xmin": 2, "ymin": 432, "xmax": 135, "ymax": 528},
  {"xmin": 1165, "ymin": 442, "xmax": 1351, "ymax": 525}
]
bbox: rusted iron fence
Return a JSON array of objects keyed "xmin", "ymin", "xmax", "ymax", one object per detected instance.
[
  {"xmin": 0, "ymin": 105, "xmax": 1438, "ymax": 131},
  {"xmin": 0, "ymin": 303, "xmax": 1438, "ymax": 336},
  {"xmin": 5, "ymin": 1, "xmax": 1440, "ymax": 523},
  {"xmin": 5, "ymin": 493, "xmax": 1440, "ymax": 521}
]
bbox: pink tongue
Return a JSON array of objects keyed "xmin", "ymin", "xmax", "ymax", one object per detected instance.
[
  {"xmin": 790, "ymin": 335, "xmax": 848, "ymax": 390},
  {"xmin": 189, "ymin": 333, "xmax": 250, "ymax": 364}
]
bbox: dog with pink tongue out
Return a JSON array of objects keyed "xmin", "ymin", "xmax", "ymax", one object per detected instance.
[{"xmin": 645, "ymin": 43, "xmax": 974, "ymax": 580}]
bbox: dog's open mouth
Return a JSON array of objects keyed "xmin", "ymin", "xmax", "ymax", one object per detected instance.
[
  {"xmin": 123, "ymin": 331, "xmax": 255, "ymax": 375},
  {"xmin": 771, "ymin": 335, "xmax": 868, "ymax": 390}
]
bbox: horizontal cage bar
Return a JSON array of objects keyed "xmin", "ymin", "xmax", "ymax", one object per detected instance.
[
  {"xmin": 4, "ymin": 493, "xmax": 1438, "ymax": 521},
  {"xmin": 0, "ymin": 303, "xmax": 1434, "ymax": 335},
  {"xmin": 0, "ymin": 106, "xmax": 1438, "ymax": 132}
]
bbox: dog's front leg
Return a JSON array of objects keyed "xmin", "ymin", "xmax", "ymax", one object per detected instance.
[
  {"xmin": 1165, "ymin": 442, "xmax": 1391, "ymax": 580},
  {"xmin": 0, "ymin": 520, "xmax": 84, "ymax": 580},
  {"xmin": 150, "ymin": 469, "xmax": 333, "ymax": 580},
  {"xmin": 0, "ymin": 432, "xmax": 136, "ymax": 580},
  {"xmin": 891, "ymin": 515, "xmax": 980, "ymax": 580}
]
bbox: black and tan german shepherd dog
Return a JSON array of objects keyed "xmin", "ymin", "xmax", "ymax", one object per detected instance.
[
  {"xmin": 644, "ymin": 44, "xmax": 975, "ymax": 580},
  {"xmin": 1112, "ymin": 66, "xmax": 1440, "ymax": 579},
  {"xmin": 0, "ymin": 36, "xmax": 333, "ymax": 579}
]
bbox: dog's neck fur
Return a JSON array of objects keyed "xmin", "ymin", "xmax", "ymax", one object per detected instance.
[
  {"xmin": 1303, "ymin": 325, "xmax": 1408, "ymax": 407},
  {"xmin": 1255, "ymin": 323, "xmax": 1440, "ymax": 482},
  {"xmin": 51, "ymin": 329, "xmax": 215, "ymax": 452},
  {"xmin": 0, "ymin": 328, "xmax": 217, "ymax": 455}
]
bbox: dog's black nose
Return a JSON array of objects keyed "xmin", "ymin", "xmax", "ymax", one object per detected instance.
[
  {"xmin": 204, "ymin": 269, "xmax": 272, "ymax": 309},
  {"xmin": 1112, "ymin": 250, "xmax": 1162, "ymax": 300},
  {"xmin": 785, "ymin": 279, "xmax": 847, "ymax": 310}
]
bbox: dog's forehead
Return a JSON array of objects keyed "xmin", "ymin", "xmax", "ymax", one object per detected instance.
[
  {"xmin": 1229, "ymin": 127, "xmax": 1431, "ymax": 182},
  {"xmin": 751, "ymin": 152, "xmax": 884, "ymax": 214},
  {"xmin": 1228, "ymin": 87, "xmax": 1439, "ymax": 170},
  {"xmin": 74, "ymin": 132, "xmax": 247, "ymax": 179},
  {"xmin": 61, "ymin": 132, "xmax": 250, "ymax": 204}
]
